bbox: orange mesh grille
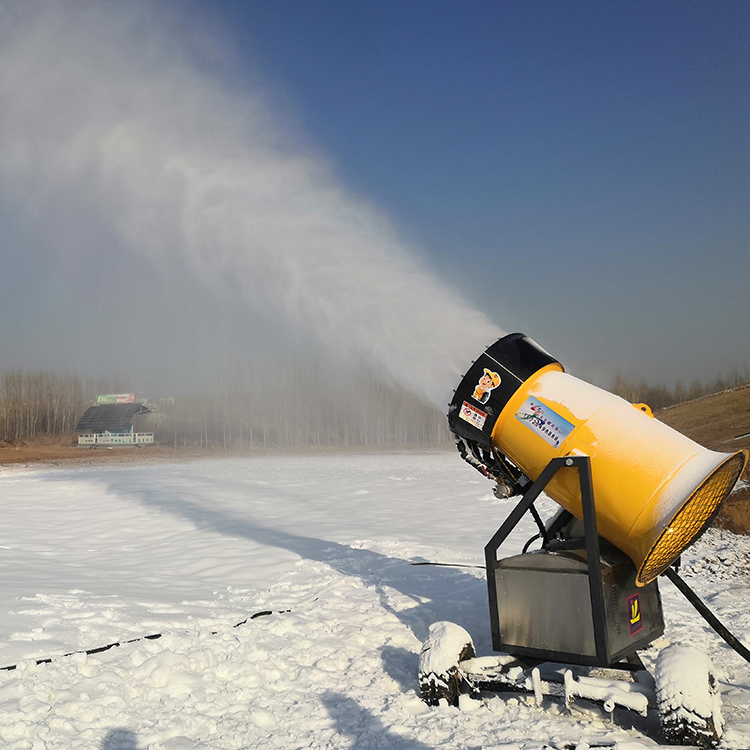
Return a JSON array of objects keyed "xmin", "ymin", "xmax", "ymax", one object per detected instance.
[{"xmin": 637, "ymin": 452, "xmax": 747, "ymax": 585}]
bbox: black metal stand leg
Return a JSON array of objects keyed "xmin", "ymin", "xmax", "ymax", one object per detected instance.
[{"xmin": 484, "ymin": 454, "xmax": 610, "ymax": 663}]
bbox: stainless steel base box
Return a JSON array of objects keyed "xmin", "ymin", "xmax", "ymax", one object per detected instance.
[{"xmin": 494, "ymin": 547, "xmax": 664, "ymax": 665}]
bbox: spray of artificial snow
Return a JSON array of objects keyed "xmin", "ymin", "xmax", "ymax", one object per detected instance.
[{"xmin": 0, "ymin": 0, "xmax": 502, "ymax": 407}]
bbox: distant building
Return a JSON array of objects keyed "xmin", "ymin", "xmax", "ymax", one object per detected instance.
[{"xmin": 75, "ymin": 394, "xmax": 154, "ymax": 447}]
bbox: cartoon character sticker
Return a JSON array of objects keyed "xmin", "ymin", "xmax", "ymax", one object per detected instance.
[{"xmin": 472, "ymin": 369, "xmax": 501, "ymax": 404}]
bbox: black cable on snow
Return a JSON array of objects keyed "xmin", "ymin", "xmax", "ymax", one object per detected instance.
[
  {"xmin": 663, "ymin": 566, "xmax": 750, "ymax": 664},
  {"xmin": 0, "ymin": 609, "xmax": 286, "ymax": 673},
  {"xmin": 0, "ymin": 633, "xmax": 164, "ymax": 672}
]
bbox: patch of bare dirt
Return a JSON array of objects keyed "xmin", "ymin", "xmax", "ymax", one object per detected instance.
[
  {"xmin": 656, "ymin": 389, "xmax": 750, "ymax": 534},
  {"xmin": 0, "ymin": 440, "xmax": 218, "ymax": 469},
  {"xmin": 657, "ymin": 387, "xmax": 750, "ymax": 456},
  {"xmin": 714, "ymin": 486, "xmax": 750, "ymax": 535},
  {"xmin": 0, "ymin": 437, "xmax": 452, "ymax": 470}
]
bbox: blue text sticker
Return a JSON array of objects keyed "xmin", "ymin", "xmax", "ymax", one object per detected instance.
[{"xmin": 515, "ymin": 398, "xmax": 574, "ymax": 450}]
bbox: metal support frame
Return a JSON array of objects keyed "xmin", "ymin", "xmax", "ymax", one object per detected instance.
[{"xmin": 484, "ymin": 454, "xmax": 611, "ymax": 664}]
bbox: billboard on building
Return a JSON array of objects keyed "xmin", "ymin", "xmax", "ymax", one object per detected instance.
[{"xmin": 96, "ymin": 393, "xmax": 136, "ymax": 405}]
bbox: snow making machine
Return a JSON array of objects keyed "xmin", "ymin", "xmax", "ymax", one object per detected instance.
[{"xmin": 419, "ymin": 333, "xmax": 748, "ymax": 747}]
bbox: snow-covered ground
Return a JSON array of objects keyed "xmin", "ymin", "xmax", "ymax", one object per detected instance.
[{"xmin": 1, "ymin": 452, "xmax": 749, "ymax": 749}]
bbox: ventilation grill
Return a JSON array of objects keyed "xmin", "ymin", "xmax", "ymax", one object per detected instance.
[{"xmin": 637, "ymin": 452, "xmax": 747, "ymax": 585}]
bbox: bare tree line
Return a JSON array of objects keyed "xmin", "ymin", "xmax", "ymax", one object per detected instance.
[
  {"xmin": 9, "ymin": 362, "xmax": 745, "ymax": 449},
  {"xmin": 137, "ymin": 367, "xmax": 451, "ymax": 449},
  {"xmin": 611, "ymin": 366, "xmax": 750, "ymax": 411},
  {"xmin": 0, "ymin": 371, "xmax": 124, "ymax": 444},
  {"xmin": 0, "ymin": 368, "xmax": 451, "ymax": 448}
]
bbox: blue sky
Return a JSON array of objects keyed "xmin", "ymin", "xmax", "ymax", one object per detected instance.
[
  {"xmin": 206, "ymin": 0, "xmax": 750, "ymax": 385},
  {"xmin": 0, "ymin": 0, "xmax": 748, "ymax": 397}
]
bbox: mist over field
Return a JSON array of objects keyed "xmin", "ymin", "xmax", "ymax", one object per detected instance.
[{"xmin": 0, "ymin": 0, "xmax": 502, "ymax": 410}]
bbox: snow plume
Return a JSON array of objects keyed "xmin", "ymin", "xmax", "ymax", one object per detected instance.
[{"xmin": 0, "ymin": 0, "xmax": 502, "ymax": 408}]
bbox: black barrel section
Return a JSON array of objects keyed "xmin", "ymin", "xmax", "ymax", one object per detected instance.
[{"xmin": 447, "ymin": 333, "xmax": 562, "ymax": 451}]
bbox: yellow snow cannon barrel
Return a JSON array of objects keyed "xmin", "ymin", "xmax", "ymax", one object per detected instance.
[{"xmin": 448, "ymin": 333, "xmax": 748, "ymax": 586}]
